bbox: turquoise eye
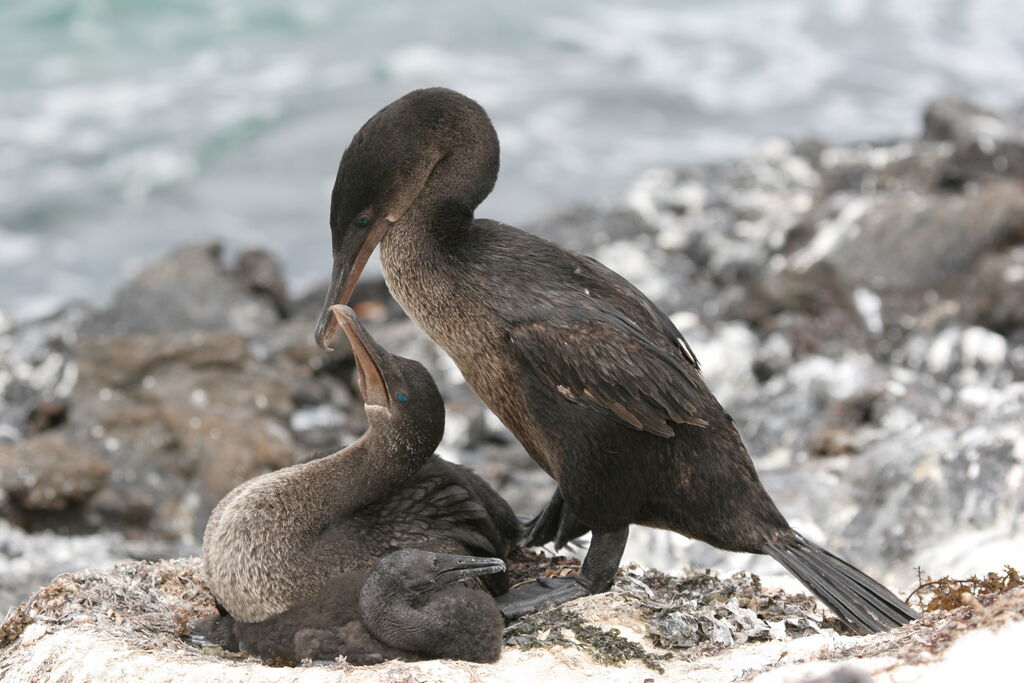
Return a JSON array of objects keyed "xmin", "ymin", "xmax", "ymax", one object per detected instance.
[
  {"xmin": 396, "ymin": 392, "xmax": 409, "ymax": 403},
  {"xmin": 355, "ymin": 215, "xmax": 370, "ymax": 227}
]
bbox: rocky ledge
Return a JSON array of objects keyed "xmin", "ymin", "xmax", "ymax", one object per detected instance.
[{"xmin": 0, "ymin": 556, "xmax": 1022, "ymax": 682}]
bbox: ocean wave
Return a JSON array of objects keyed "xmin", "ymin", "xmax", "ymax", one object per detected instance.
[{"xmin": 1, "ymin": 0, "xmax": 1022, "ymax": 320}]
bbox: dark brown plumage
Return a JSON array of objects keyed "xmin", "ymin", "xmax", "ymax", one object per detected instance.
[
  {"xmin": 313, "ymin": 88, "xmax": 919, "ymax": 633},
  {"xmin": 202, "ymin": 305, "xmax": 518, "ymax": 662}
]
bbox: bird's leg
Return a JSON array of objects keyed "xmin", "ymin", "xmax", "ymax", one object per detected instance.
[
  {"xmin": 575, "ymin": 526, "xmax": 629, "ymax": 592},
  {"xmin": 520, "ymin": 488, "xmax": 562, "ymax": 546},
  {"xmin": 498, "ymin": 526, "xmax": 628, "ymax": 619},
  {"xmin": 522, "ymin": 488, "xmax": 591, "ymax": 549}
]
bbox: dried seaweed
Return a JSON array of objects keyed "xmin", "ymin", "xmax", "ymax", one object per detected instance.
[
  {"xmin": 1, "ymin": 557, "xmax": 215, "ymax": 650},
  {"xmin": 505, "ymin": 546, "xmax": 583, "ymax": 587},
  {"xmin": 910, "ymin": 566, "xmax": 1022, "ymax": 612},
  {"xmin": 4, "ymin": 555, "xmax": 1024, "ymax": 681},
  {"xmin": 504, "ymin": 606, "xmax": 670, "ymax": 673}
]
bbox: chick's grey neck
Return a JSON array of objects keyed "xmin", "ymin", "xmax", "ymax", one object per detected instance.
[{"xmin": 308, "ymin": 406, "xmax": 443, "ymax": 516}]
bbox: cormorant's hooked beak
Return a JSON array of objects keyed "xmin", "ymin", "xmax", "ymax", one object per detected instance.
[
  {"xmin": 330, "ymin": 304, "xmax": 391, "ymax": 408},
  {"xmin": 315, "ymin": 220, "xmax": 391, "ymax": 351},
  {"xmin": 413, "ymin": 554, "xmax": 507, "ymax": 593}
]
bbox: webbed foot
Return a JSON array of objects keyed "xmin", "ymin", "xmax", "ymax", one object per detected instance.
[
  {"xmin": 501, "ymin": 526, "xmax": 630, "ymax": 619},
  {"xmin": 497, "ymin": 577, "xmax": 591, "ymax": 619}
]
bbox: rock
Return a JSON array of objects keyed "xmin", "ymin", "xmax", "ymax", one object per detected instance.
[
  {"xmin": 736, "ymin": 263, "xmax": 871, "ymax": 358},
  {"xmin": 73, "ymin": 331, "xmax": 249, "ymax": 390},
  {"xmin": 233, "ymin": 249, "xmax": 290, "ymax": 317},
  {"xmin": 0, "ymin": 252, "xmax": 408, "ymax": 553},
  {"xmin": 892, "ymin": 325, "xmax": 1015, "ymax": 392},
  {"xmin": 0, "ymin": 303, "xmax": 89, "ymax": 443},
  {"xmin": 67, "ymin": 330, "xmax": 300, "ymax": 540},
  {"xmin": 161, "ymin": 404, "xmax": 294, "ymax": 513},
  {"xmin": 0, "ymin": 518, "xmax": 187, "ymax": 617},
  {"xmin": 923, "ymin": 96, "xmax": 1024, "ymax": 182},
  {"xmin": 814, "ymin": 140, "xmax": 953, "ymax": 197},
  {"xmin": 582, "ymin": 104, "xmax": 1024, "ymax": 368},
  {"xmin": 843, "ymin": 389, "xmax": 1024, "ymax": 573},
  {"xmin": 802, "ymin": 666, "xmax": 874, "ymax": 683},
  {"xmin": 2, "ymin": 558, "xmax": 1023, "ymax": 682},
  {"xmin": 965, "ymin": 246, "xmax": 1024, "ymax": 337},
  {"xmin": 3, "ymin": 95, "xmax": 1024, "ymax": 626},
  {"xmin": 78, "ymin": 244, "xmax": 282, "ymax": 339},
  {"xmin": 0, "ymin": 434, "xmax": 109, "ymax": 521},
  {"xmin": 783, "ymin": 182, "xmax": 1024, "ymax": 294},
  {"xmin": 808, "ymin": 426, "xmax": 861, "ymax": 457},
  {"xmin": 925, "ymin": 326, "xmax": 1008, "ymax": 378}
]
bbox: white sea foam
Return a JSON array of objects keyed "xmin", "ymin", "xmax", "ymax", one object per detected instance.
[{"xmin": 0, "ymin": 230, "xmax": 40, "ymax": 266}]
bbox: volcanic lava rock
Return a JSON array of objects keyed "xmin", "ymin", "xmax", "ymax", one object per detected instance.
[
  {"xmin": 0, "ymin": 433, "xmax": 110, "ymax": 528},
  {"xmin": 78, "ymin": 244, "xmax": 283, "ymax": 340}
]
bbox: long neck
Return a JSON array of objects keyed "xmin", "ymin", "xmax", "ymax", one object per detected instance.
[
  {"xmin": 379, "ymin": 205, "xmax": 472, "ymax": 339},
  {"xmin": 300, "ymin": 410, "xmax": 437, "ymax": 519},
  {"xmin": 378, "ymin": 130, "xmax": 501, "ymax": 370},
  {"xmin": 379, "ymin": 153, "xmax": 490, "ymax": 329},
  {"xmin": 384, "ymin": 124, "xmax": 498, "ymax": 254}
]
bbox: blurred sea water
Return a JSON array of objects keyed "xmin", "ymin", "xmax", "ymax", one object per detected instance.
[{"xmin": 1, "ymin": 0, "xmax": 1023, "ymax": 320}]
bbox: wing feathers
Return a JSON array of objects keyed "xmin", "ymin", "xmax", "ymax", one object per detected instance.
[{"xmin": 509, "ymin": 302, "xmax": 709, "ymax": 438}]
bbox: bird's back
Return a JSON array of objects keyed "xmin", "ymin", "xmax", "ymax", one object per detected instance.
[{"xmin": 316, "ymin": 456, "xmax": 518, "ymax": 574}]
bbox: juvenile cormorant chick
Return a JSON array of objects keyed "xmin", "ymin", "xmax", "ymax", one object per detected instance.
[
  {"xmin": 358, "ymin": 549, "xmax": 506, "ymax": 663},
  {"xmin": 202, "ymin": 305, "xmax": 519, "ymax": 661},
  {"xmin": 313, "ymin": 87, "xmax": 920, "ymax": 634},
  {"xmin": 245, "ymin": 549, "xmax": 506, "ymax": 664}
]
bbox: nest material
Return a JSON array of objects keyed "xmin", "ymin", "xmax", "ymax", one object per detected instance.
[
  {"xmin": 504, "ymin": 551, "xmax": 835, "ymax": 670},
  {"xmin": 1, "ymin": 557, "xmax": 215, "ymax": 651}
]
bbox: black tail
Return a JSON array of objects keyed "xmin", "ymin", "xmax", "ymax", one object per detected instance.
[{"xmin": 765, "ymin": 533, "xmax": 919, "ymax": 634}]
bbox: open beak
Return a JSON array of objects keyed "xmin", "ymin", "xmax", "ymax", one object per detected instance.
[
  {"xmin": 330, "ymin": 304, "xmax": 391, "ymax": 408},
  {"xmin": 315, "ymin": 221, "xmax": 390, "ymax": 351},
  {"xmin": 415, "ymin": 554, "xmax": 507, "ymax": 592}
]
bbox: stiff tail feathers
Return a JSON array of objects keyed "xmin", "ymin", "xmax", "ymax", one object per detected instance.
[{"xmin": 766, "ymin": 533, "xmax": 919, "ymax": 634}]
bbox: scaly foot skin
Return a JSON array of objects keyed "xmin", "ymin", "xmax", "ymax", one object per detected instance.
[
  {"xmin": 505, "ymin": 526, "xmax": 628, "ymax": 618},
  {"xmin": 497, "ymin": 577, "xmax": 591, "ymax": 619}
]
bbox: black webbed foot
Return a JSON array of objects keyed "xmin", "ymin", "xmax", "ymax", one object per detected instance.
[
  {"xmin": 501, "ymin": 526, "xmax": 629, "ymax": 620},
  {"xmin": 522, "ymin": 488, "xmax": 591, "ymax": 549},
  {"xmin": 497, "ymin": 577, "xmax": 591, "ymax": 619}
]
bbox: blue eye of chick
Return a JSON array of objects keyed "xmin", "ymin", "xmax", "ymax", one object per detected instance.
[
  {"xmin": 355, "ymin": 216, "xmax": 370, "ymax": 227},
  {"xmin": 395, "ymin": 392, "xmax": 409, "ymax": 403}
]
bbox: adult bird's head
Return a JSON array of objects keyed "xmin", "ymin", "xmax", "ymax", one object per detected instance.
[
  {"xmin": 328, "ymin": 304, "xmax": 444, "ymax": 448},
  {"xmin": 314, "ymin": 87, "xmax": 499, "ymax": 351}
]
